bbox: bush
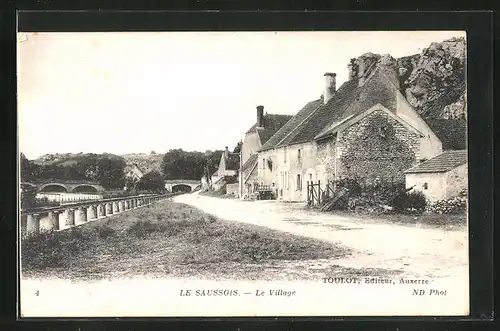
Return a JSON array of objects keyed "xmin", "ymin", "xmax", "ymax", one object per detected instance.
[
  {"xmin": 391, "ymin": 191, "xmax": 427, "ymax": 214},
  {"xmin": 335, "ymin": 178, "xmax": 362, "ymax": 197},
  {"xmin": 428, "ymin": 190, "xmax": 467, "ymax": 214}
]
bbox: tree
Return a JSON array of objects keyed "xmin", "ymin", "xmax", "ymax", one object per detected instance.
[
  {"xmin": 136, "ymin": 170, "xmax": 165, "ymax": 193},
  {"xmin": 124, "ymin": 176, "xmax": 139, "ymax": 191},
  {"xmin": 233, "ymin": 141, "xmax": 243, "ymax": 154},
  {"xmin": 150, "ymin": 150, "xmax": 156, "ymax": 155},
  {"xmin": 162, "ymin": 149, "xmax": 208, "ymax": 180},
  {"xmin": 96, "ymin": 157, "xmax": 127, "ymax": 189}
]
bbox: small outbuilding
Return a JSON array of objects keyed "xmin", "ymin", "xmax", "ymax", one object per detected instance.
[{"xmin": 404, "ymin": 150, "xmax": 467, "ymax": 202}]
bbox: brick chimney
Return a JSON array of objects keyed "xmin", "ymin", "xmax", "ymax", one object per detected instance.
[
  {"xmin": 323, "ymin": 72, "xmax": 336, "ymax": 104},
  {"xmin": 256, "ymin": 105, "xmax": 264, "ymax": 128}
]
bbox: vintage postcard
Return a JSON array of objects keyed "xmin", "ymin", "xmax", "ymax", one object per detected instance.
[{"xmin": 18, "ymin": 31, "xmax": 468, "ymax": 317}]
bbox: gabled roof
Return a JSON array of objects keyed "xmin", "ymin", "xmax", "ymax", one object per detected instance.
[
  {"xmin": 405, "ymin": 150, "xmax": 467, "ymax": 174},
  {"xmin": 277, "ymin": 78, "xmax": 361, "ymax": 146},
  {"xmin": 269, "ymin": 67, "xmax": 401, "ymax": 148},
  {"xmin": 259, "ymin": 99, "xmax": 323, "ymax": 151},
  {"xmin": 425, "ymin": 119, "xmax": 467, "ymax": 150},
  {"xmin": 245, "ymin": 114, "xmax": 293, "ymax": 146},
  {"xmin": 241, "ymin": 154, "xmax": 258, "ymax": 173}
]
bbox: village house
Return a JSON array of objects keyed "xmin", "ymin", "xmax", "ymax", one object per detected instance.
[
  {"xmin": 211, "ymin": 146, "xmax": 240, "ymax": 191},
  {"xmin": 256, "ymin": 53, "xmax": 446, "ymax": 202},
  {"xmin": 405, "ymin": 150, "xmax": 467, "ymax": 202},
  {"xmin": 239, "ymin": 106, "xmax": 292, "ymax": 198}
]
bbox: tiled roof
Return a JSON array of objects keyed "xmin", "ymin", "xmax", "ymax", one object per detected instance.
[
  {"xmin": 425, "ymin": 119, "xmax": 467, "ymax": 150},
  {"xmin": 246, "ymin": 114, "xmax": 292, "ymax": 134},
  {"xmin": 405, "ymin": 150, "xmax": 467, "ymax": 174},
  {"xmin": 314, "ymin": 68, "xmax": 400, "ymax": 140},
  {"xmin": 241, "ymin": 154, "xmax": 258, "ymax": 173},
  {"xmin": 270, "ymin": 67, "xmax": 400, "ymax": 147},
  {"xmin": 279, "ymin": 79, "xmax": 361, "ymax": 146},
  {"xmin": 259, "ymin": 99, "xmax": 323, "ymax": 151},
  {"xmin": 245, "ymin": 114, "xmax": 293, "ymax": 146}
]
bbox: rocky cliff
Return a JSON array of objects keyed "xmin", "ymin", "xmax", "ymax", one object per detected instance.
[{"xmin": 397, "ymin": 37, "xmax": 466, "ymax": 120}]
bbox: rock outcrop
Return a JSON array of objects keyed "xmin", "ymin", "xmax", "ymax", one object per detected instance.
[{"xmin": 396, "ymin": 37, "xmax": 466, "ymax": 120}]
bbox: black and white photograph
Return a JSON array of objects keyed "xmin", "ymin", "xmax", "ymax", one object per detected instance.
[{"xmin": 18, "ymin": 31, "xmax": 468, "ymax": 317}]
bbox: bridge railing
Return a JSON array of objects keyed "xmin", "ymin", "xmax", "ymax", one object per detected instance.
[
  {"xmin": 19, "ymin": 193, "xmax": 179, "ymax": 237},
  {"xmin": 36, "ymin": 192, "xmax": 103, "ymax": 205}
]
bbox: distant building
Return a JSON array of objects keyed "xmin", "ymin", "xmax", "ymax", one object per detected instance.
[
  {"xmin": 210, "ymin": 147, "xmax": 240, "ymax": 192},
  {"xmin": 124, "ymin": 163, "xmax": 144, "ymax": 181},
  {"xmin": 405, "ymin": 150, "xmax": 467, "ymax": 202}
]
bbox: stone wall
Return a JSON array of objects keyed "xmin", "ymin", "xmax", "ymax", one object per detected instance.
[
  {"xmin": 338, "ymin": 110, "xmax": 420, "ymax": 187},
  {"xmin": 445, "ymin": 164, "xmax": 468, "ymax": 199},
  {"xmin": 405, "ymin": 172, "xmax": 447, "ymax": 202}
]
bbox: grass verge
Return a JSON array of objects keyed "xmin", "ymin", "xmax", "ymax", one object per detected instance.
[
  {"xmin": 322, "ymin": 208, "xmax": 467, "ymax": 229},
  {"xmin": 21, "ymin": 200, "xmax": 351, "ymax": 280}
]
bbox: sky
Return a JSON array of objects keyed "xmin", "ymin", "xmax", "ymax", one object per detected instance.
[{"xmin": 17, "ymin": 31, "xmax": 465, "ymax": 160}]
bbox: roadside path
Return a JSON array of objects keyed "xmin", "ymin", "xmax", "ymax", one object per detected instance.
[{"xmin": 174, "ymin": 192, "xmax": 468, "ymax": 279}]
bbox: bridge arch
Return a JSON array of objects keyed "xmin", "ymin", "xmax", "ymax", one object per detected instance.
[
  {"xmin": 171, "ymin": 184, "xmax": 192, "ymax": 193},
  {"xmin": 72, "ymin": 185, "xmax": 99, "ymax": 193},
  {"xmin": 39, "ymin": 184, "xmax": 68, "ymax": 193}
]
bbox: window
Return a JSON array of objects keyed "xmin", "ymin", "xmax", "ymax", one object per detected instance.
[
  {"xmin": 296, "ymin": 174, "xmax": 302, "ymax": 191},
  {"xmin": 284, "ymin": 146, "xmax": 287, "ymax": 164},
  {"xmin": 262, "ymin": 158, "xmax": 265, "ymax": 169},
  {"xmin": 423, "ymin": 183, "xmax": 428, "ymax": 190},
  {"xmin": 297, "ymin": 149, "xmax": 302, "ymax": 161},
  {"xmin": 285, "ymin": 172, "xmax": 289, "ymax": 189}
]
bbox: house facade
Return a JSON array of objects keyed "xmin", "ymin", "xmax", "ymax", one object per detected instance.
[
  {"xmin": 405, "ymin": 150, "xmax": 467, "ymax": 202},
  {"xmin": 256, "ymin": 54, "xmax": 443, "ymax": 202},
  {"xmin": 239, "ymin": 106, "xmax": 292, "ymax": 198}
]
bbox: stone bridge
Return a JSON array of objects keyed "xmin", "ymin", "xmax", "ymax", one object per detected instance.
[
  {"xmin": 28, "ymin": 179, "xmax": 105, "ymax": 193},
  {"xmin": 164, "ymin": 179, "xmax": 201, "ymax": 193}
]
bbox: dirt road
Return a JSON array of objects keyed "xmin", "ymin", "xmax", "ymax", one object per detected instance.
[{"xmin": 174, "ymin": 192, "xmax": 468, "ymax": 279}]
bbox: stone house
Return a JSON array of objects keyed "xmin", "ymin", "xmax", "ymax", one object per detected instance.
[
  {"xmin": 257, "ymin": 53, "xmax": 444, "ymax": 202},
  {"xmin": 239, "ymin": 106, "xmax": 292, "ymax": 198},
  {"xmin": 405, "ymin": 150, "xmax": 467, "ymax": 202}
]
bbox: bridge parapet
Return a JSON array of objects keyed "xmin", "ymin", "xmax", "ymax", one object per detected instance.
[{"xmin": 20, "ymin": 193, "xmax": 177, "ymax": 236}]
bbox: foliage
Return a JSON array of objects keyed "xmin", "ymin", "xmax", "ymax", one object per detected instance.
[
  {"xmin": 136, "ymin": 170, "xmax": 166, "ymax": 193},
  {"xmin": 233, "ymin": 141, "xmax": 243, "ymax": 154},
  {"xmin": 428, "ymin": 190, "xmax": 467, "ymax": 214},
  {"xmin": 124, "ymin": 176, "xmax": 139, "ymax": 191},
  {"xmin": 20, "ymin": 183, "xmax": 37, "ymax": 210},
  {"xmin": 335, "ymin": 178, "xmax": 362, "ymax": 197},
  {"xmin": 162, "ymin": 149, "xmax": 223, "ymax": 180},
  {"xmin": 391, "ymin": 191, "xmax": 427, "ymax": 214},
  {"xmin": 95, "ymin": 157, "xmax": 127, "ymax": 189},
  {"xmin": 21, "ymin": 153, "xmax": 127, "ymax": 190}
]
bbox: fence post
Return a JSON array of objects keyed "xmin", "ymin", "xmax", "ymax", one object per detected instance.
[
  {"xmin": 306, "ymin": 181, "xmax": 309, "ymax": 204},
  {"xmin": 318, "ymin": 180, "xmax": 321, "ymax": 204}
]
